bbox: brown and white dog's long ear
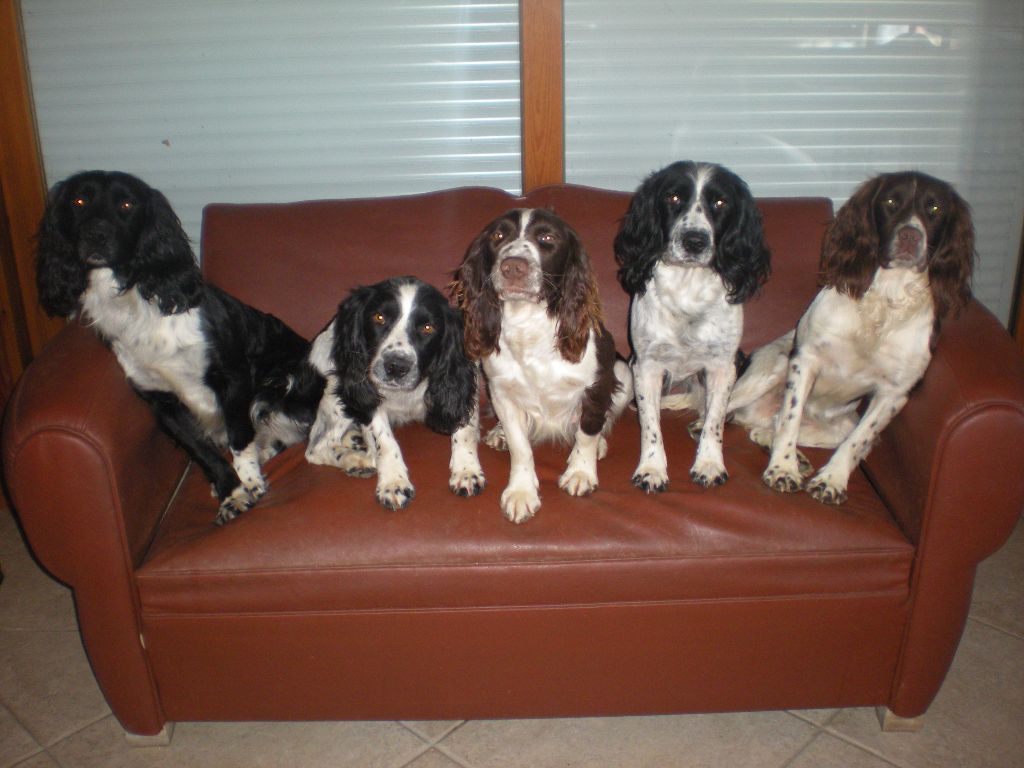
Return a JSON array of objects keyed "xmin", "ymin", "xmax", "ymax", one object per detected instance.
[
  {"xmin": 928, "ymin": 188, "xmax": 975, "ymax": 323},
  {"xmin": 451, "ymin": 227, "xmax": 502, "ymax": 361},
  {"xmin": 819, "ymin": 175, "xmax": 884, "ymax": 300},
  {"xmin": 552, "ymin": 229, "xmax": 603, "ymax": 364}
]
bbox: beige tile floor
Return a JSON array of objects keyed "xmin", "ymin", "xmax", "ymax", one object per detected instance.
[{"xmin": 1, "ymin": 503, "xmax": 1021, "ymax": 768}]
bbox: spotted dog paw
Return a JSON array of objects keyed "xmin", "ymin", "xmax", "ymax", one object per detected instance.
[
  {"xmin": 214, "ymin": 482, "xmax": 265, "ymax": 526},
  {"xmin": 376, "ymin": 477, "xmax": 415, "ymax": 510},
  {"xmin": 558, "ymin": 467, "xmax": 598, "ymax": 497},
  {"xmin": 450, "ymin": 466, "xmax": 486, "ymax": 497},
  {"xmin": 631, "ymin": 464, "xmax": 668, "ymax": 494},
  {"xmin": 339, "ymin": 449, "xmax": 376, "ymax": 478},
  {"xmin": 500, "ymin": 486, "xmax": 541, "ymax": 524},
  {"xmin": 483, "ymin": 428, "xmax": 507, "ymax": 450},
  {"xmin": 483, "ymin": 423, "xmax": 508, "ymax": 452},
  {"xmin": 763, "ymin": 464, "xmax": 803, "ymax": 494},
  {"xmin": 690, "ymin": 458, "xmax": 728, "ymax": 488},
  {"xmin": 806, "ymin": 474, "xmax": 848, "ymax": 505}
]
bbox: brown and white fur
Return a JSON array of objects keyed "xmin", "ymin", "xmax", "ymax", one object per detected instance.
[
  {"xmin": 452, "ymin": 208, "xmax": 632, "ymax": 524},
  {"xmin": 727, "ymin": 171, "xmax": 974, "ymax": 504}
]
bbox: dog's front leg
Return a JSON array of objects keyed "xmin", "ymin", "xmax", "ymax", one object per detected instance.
[
  {"xmin": 369, "ymin": 410, "xmax": 415, "ymax": 510},
  {"xmin": 806, "ymin": 389, "xmax": 908, "ymax": 505},
  {"xmin": 631, "ymin": 359, "xmax": 669, "ymax": 492},
  {"xmin": 763, "ymin": 352, "xmax": 818, "ymax": 493},
  {"xmin": 559, "ymin": 429, "xmax": 601, "ymax": 497},
  {"xmin": 449, "ymin": 400, "xmax": 486, "ymax": 497},
  {"xmin": 490, "ymin": 397, "xmax": 540, "ymax": 523},
  {"xmin": 304, "ymin": 376, "xmax": 375, "ymax": 477},
  {"xmin": 690, "ymin": 362, "xmax": 735, "ymax": 487},
  {"xmin": 213, "ymin": 378, "xmax": 269, "ymax": 524}
]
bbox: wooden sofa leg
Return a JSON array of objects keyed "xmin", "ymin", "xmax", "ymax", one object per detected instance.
[
  {"xmin": 876, "ymin": 707, "xmax": 925, "ymax": 732},
  {"xmin": 123, "ymin": 722, "xmax": 174, "ymax": 747}
]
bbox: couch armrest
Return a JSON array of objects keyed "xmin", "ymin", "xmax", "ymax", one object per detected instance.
[
  {"xmin": 864, "ymin": 300, "xmax": 1024, "ymax": 556},
  {"xmin": 2, "ymin": 322, "xmax": 188, "ymax": 736},
  {"xmin": 862, "ymin": 300, "xmax": 1024, "ymax": 718}
]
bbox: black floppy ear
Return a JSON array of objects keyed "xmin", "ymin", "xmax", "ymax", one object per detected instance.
[
  {"xmin": 332, "ymin": 287, "xmax": 382, "ymax": 425},
  {"xmin": 424, "ymin": 303, "xmax": 477, "ymax": 434},
  {"xmin": 715, "ymin": 191, "xmax": 771, "ymax": 304},
  {"xmin": 35, "ymin": 179, "xmax": 88, "ymax": 318},
  {"xmin": 132, "ymin": 188, "xmax": 203, "ymax": 313},
  {"xmin": 614, "ymin": 178, "xmax": 665, "ymax": 295}
]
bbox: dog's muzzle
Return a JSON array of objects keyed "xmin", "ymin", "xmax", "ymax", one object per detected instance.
[{"xmin": 373, "ymin": 350, "xmax": 419, "ymax": 389}]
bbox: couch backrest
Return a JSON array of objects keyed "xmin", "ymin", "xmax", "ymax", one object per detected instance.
[{"xmin": 201, "ymin": 184, "xmax": 833, "ymax": 352}]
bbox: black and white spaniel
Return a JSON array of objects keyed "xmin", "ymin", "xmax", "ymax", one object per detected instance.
[
  {"xmin": 304, "ymin": 276, "xmax": 484, "ymax": 510},
  {"xmin": 728, "ymin": 171, "xmax": 975, "ymax": 504},
  {"xmin": 452, "ymin": 208, "xmax": 632, "ymax": 524},
  {"xmin": 615, "ymin": 161, "xmax": 771, "ymax": 492},
  {"xmin": 35, "ymin": 170, "xmax": 324, "ymax": 525}
]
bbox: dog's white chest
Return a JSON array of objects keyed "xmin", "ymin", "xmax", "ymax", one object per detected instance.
[
  {"xmin": 81, "ymin": 270, "xmax": 222, "ymax": 435},
  {"xmin": 484, "ymin": 302, "xmax": 597, "ymax": 440},
  {"xmin": 631, "ymin": 264, "xmax": 742, "ymax": 375}
]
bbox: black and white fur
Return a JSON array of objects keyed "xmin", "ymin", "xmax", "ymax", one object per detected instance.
[
  {"xmin": 727, "ymin": 171, "xmax": 975, "ymax": 504},
  {"xmin": 35, "ymin": 170, "xmax": 324, "ymax": 525},
  {"xmin": 305, "ymin": 276, "xmax": 484, "ymax": 510},
  {"xmin": 615, "ymin": 161, "xmax": 771, "ymax": 492}
]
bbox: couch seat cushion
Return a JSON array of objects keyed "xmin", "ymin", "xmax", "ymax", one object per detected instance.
[{"xmin": 137, "ymin": 411, "xmax": 913, "ymax": 616}]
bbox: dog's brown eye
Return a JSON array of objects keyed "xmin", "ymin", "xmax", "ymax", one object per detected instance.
[
  {"xmin": 491, "ymin": 230, "xmax": 505, "ymax": 244},
  {"xmin": 119, "ymin": 200, "xmax": 135, "ymax": 211},
  {"xmin": 883, "ymin": 197, "xmax": 899, "ymax": 210},
  {"xmin": 712, "ymin": 198, "xmax": 727, "ymax": 210},
  {"xmin": 372, "ymin": 313, "xmax": 386, "ymax": 325},
  {"xmin": 667, "ymin": 194, "xmax": 682, "ymax": 207},
  {"xmin": 927, "ymin": 203, "xmax": 941, "ymax": 217},
  {"xmin": 72, "ymin": 196, "xmax": 88, "ymax": 208},
  {"xmin": 538, "ymin": 233, "xmax": 556, "ymax": 245},
  {"xmin": 420, "ymin": 323, "xmax": 435, "ymax": 335}
]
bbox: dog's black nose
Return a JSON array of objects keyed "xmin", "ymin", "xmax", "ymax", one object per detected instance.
[
  {"xmin": 382, "ymin": 352, "xmax": 413, "ymax": 381},
  {"xmin": 681, "ymin": 230, "xmax": 711, "ymax": 254}
]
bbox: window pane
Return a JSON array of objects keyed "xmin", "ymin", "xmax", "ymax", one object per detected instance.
[
  {"xmin": 23, "ymin": 0, "xmax": 522, "ymax": 248},
  {"xmin": 565, "ymin": 1, "xmax": 1024, "ymax": 324}
]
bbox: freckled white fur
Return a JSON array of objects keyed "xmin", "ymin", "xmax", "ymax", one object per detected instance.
[
  {"xmin": 730, "ymin": 263, "xmax": 935, "ymax": 504},
  {"xmin": 632, "ymin": 261, "xmax": 742, "ymax": 491}
]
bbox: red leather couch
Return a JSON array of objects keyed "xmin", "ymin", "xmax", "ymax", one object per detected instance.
[{"xmin": 4, "ymin": 184, "xmax": 1023, "ymax": 742}]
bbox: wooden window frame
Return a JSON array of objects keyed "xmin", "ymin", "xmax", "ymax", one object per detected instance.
[{"xmin": 519, "ymin": 0, "xmax": 564, "ymax": 192}]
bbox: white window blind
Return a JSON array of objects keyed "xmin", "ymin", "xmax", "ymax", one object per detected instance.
[
  {"xmin": 565, "ymin": 1, "xmax": 1024, "ymax": 325},
  {"xmin": 22, "ymin": 0, "xmax": 521, "ymax": 249}
]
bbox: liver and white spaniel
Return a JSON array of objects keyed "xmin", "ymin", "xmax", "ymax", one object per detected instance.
[
  {"xmin": 616, "ymin": 161, "xmax": 771, "ymax": 492},
  {"xmin": 728, "ymin": 171, "xmax": 975, "ymax": 504},
  {"xmin": 452, "ymin": 208, "xmax": 632, "ymax": 524}
]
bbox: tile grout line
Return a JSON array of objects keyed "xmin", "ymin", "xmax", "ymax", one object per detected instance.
[
  {"xmin": 966, "ymin": 613, "xmax": 1024, "ymax": 643},
  {"xmin": 776, "ymin": 724, "xmax": 825, "ymax": 768},
  {"xmin": 821, "ymin": 724, "xmax": 917, "ymax": 768}
]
